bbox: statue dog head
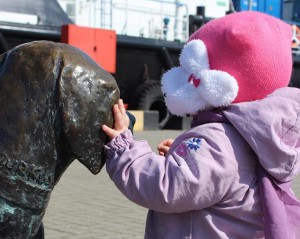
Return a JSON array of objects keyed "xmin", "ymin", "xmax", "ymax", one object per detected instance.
[{"xmin": 0, "ymin": 41, "xmax": 119, "ymax": 238}]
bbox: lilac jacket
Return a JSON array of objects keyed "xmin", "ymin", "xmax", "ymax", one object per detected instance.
[{"xmin": 105, "ymin": 87, "xmax": 300, "ymax": 239}]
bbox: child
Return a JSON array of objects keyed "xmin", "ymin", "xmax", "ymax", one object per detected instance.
[{"xmin": 102, "ymin": 11, "xmax": 300, "ymax": 239}]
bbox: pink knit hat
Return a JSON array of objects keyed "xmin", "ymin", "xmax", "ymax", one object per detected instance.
[{"xmin": 161, "ymin": 11, "xmax": 292, "ymax": 116}]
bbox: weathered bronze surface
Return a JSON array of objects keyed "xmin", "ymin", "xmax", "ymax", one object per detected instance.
[{"xmin": 0, "ymin": 41, "xmax": 120, "ymax": 238}]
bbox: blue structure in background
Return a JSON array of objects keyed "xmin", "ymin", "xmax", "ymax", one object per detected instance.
[
  {"xmin": 231, "ymin": 0, "xmax": 300, "ymax": 55},
  {"xmin": 293, "ymin": 1, "xmax": 300, "ymax": 22},
  {"xmin": 233, "ymin": 0, "xmax": 282, "ymax": 18},
  {"xmin": 232, "ymin": 0, "xmax": 300, "ymax": 23}
]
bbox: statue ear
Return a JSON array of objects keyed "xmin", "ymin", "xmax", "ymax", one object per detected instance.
[{"xmin": 59, "ymin": 58, "xmax": 119, "ymax": 174}]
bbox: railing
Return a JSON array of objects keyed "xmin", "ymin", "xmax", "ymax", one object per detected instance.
[
  {"xmin": 112, "ymin": 0, "xmax": 189, "ymax": 42},
  {"xmin": 58, "ymin": 0, "xmax": 189, "ymax": 42}
]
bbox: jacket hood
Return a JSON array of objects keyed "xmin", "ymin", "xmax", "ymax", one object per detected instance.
[{"xmin": 223, "ymin": 87, "xmax": 300, "ymax": 182}]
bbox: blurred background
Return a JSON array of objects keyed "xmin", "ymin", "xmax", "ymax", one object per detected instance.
[{"xmin": 0, "ymin": 0, "xmax": 300, "ymax": 131}]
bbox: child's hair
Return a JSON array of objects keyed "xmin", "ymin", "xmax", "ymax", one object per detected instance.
[{"xmin": 161, "ymin": 11, "xmax": 292, "ymax": 116}]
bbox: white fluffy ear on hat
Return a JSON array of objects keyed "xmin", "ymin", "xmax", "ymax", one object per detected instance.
[
  {"xmin": 179, "ymin": 40, "xmax": 209, "ymax": 73},
  {"xmin": 199, "ymin": 69, "xmax": 239, "ymax": 107},
  {"xmin": 161, "ymin": 67, "xmax": 208, "ymax": 116},
  {"xmin": 162, "ymin": 39, "xmax": 239, "ymax": 116}
]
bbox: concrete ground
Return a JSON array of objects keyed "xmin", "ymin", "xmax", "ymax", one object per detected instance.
[{"xmin": 43, "ymin": 130, "xmax": 300, "ymax": 239}]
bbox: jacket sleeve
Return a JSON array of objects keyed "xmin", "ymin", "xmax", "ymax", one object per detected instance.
[{"xmin": 105, "ymin": 129, "xmax": 239, "ymax": 213}]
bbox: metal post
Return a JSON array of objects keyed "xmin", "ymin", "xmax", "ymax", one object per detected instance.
[
  {"xmin": 110, "ymin": 0, "xmax": 113, "ymax": 29},
  {"xmin": 174, "ymin": 0, "xmax": 179, "ymax": 41},
  {"xmin": 249, "ymin": 0, "xmax": 252, "ymax": 10}
]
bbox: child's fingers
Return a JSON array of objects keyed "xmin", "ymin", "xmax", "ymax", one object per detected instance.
[
  {"xmin": 157, "ymin": 139, "xmax": 174, "ymax": 155},
  {"xmin": 118, "ymin": 99, "xmax": 130, "ymax": 127},
  {"xmin": 158, "ymin": 151, "xmax": 165, "ymax": 156},
  {"xmin": 115, "ymin": 99, "xmax": 130, "ymax": 129},
  {"xmin": 102, "ymin": 99, "xmax": 130, "ymax": 140},
  {"xmin": 164, "ymin": 139, "xmax": 174, "ymax": 147},
  {"xmin": 102, "ymin": 124, "xmax": 117, "ymax": 139},
  {"xmin": 157, "ymin": 139, "xmax": 174, "ymax": 149},
  {"xmin": 157, "ymin": 143, "xmax": 169, "ymax": 153},
  {"xmin": 157, "ymin": 145, "xmax": 169, "ymax": 156},
  {"xmin": 113, "ymin": 104, "xmax": 124, "ymax": 130},
  {"xmin": 118, "ymin": 99, "xmax": 127, "ymax": 116}
]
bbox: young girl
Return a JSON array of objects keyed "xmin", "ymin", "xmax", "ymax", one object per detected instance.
[{"xmin": 102, "ymin": 11, "xmax": 300, "ymax": 239}]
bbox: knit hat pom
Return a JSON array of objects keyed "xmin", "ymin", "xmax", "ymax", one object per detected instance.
[{"xmin": 161, "ymin": 11, "xmax": 292, "ymax": 116}]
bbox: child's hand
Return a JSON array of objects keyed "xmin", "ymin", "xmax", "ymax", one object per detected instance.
[
  {"xmin": 102, "ymin": 99, "xmax": 130, "ymax": 140},
  {"xmin": 157, "ymin": 139, "xmax": 174, "ymax": 156}
]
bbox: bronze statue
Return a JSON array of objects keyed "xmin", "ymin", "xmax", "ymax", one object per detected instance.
[{"xmin": 0, "ymin": 41, "xmax": 120, "ymax": 238}]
